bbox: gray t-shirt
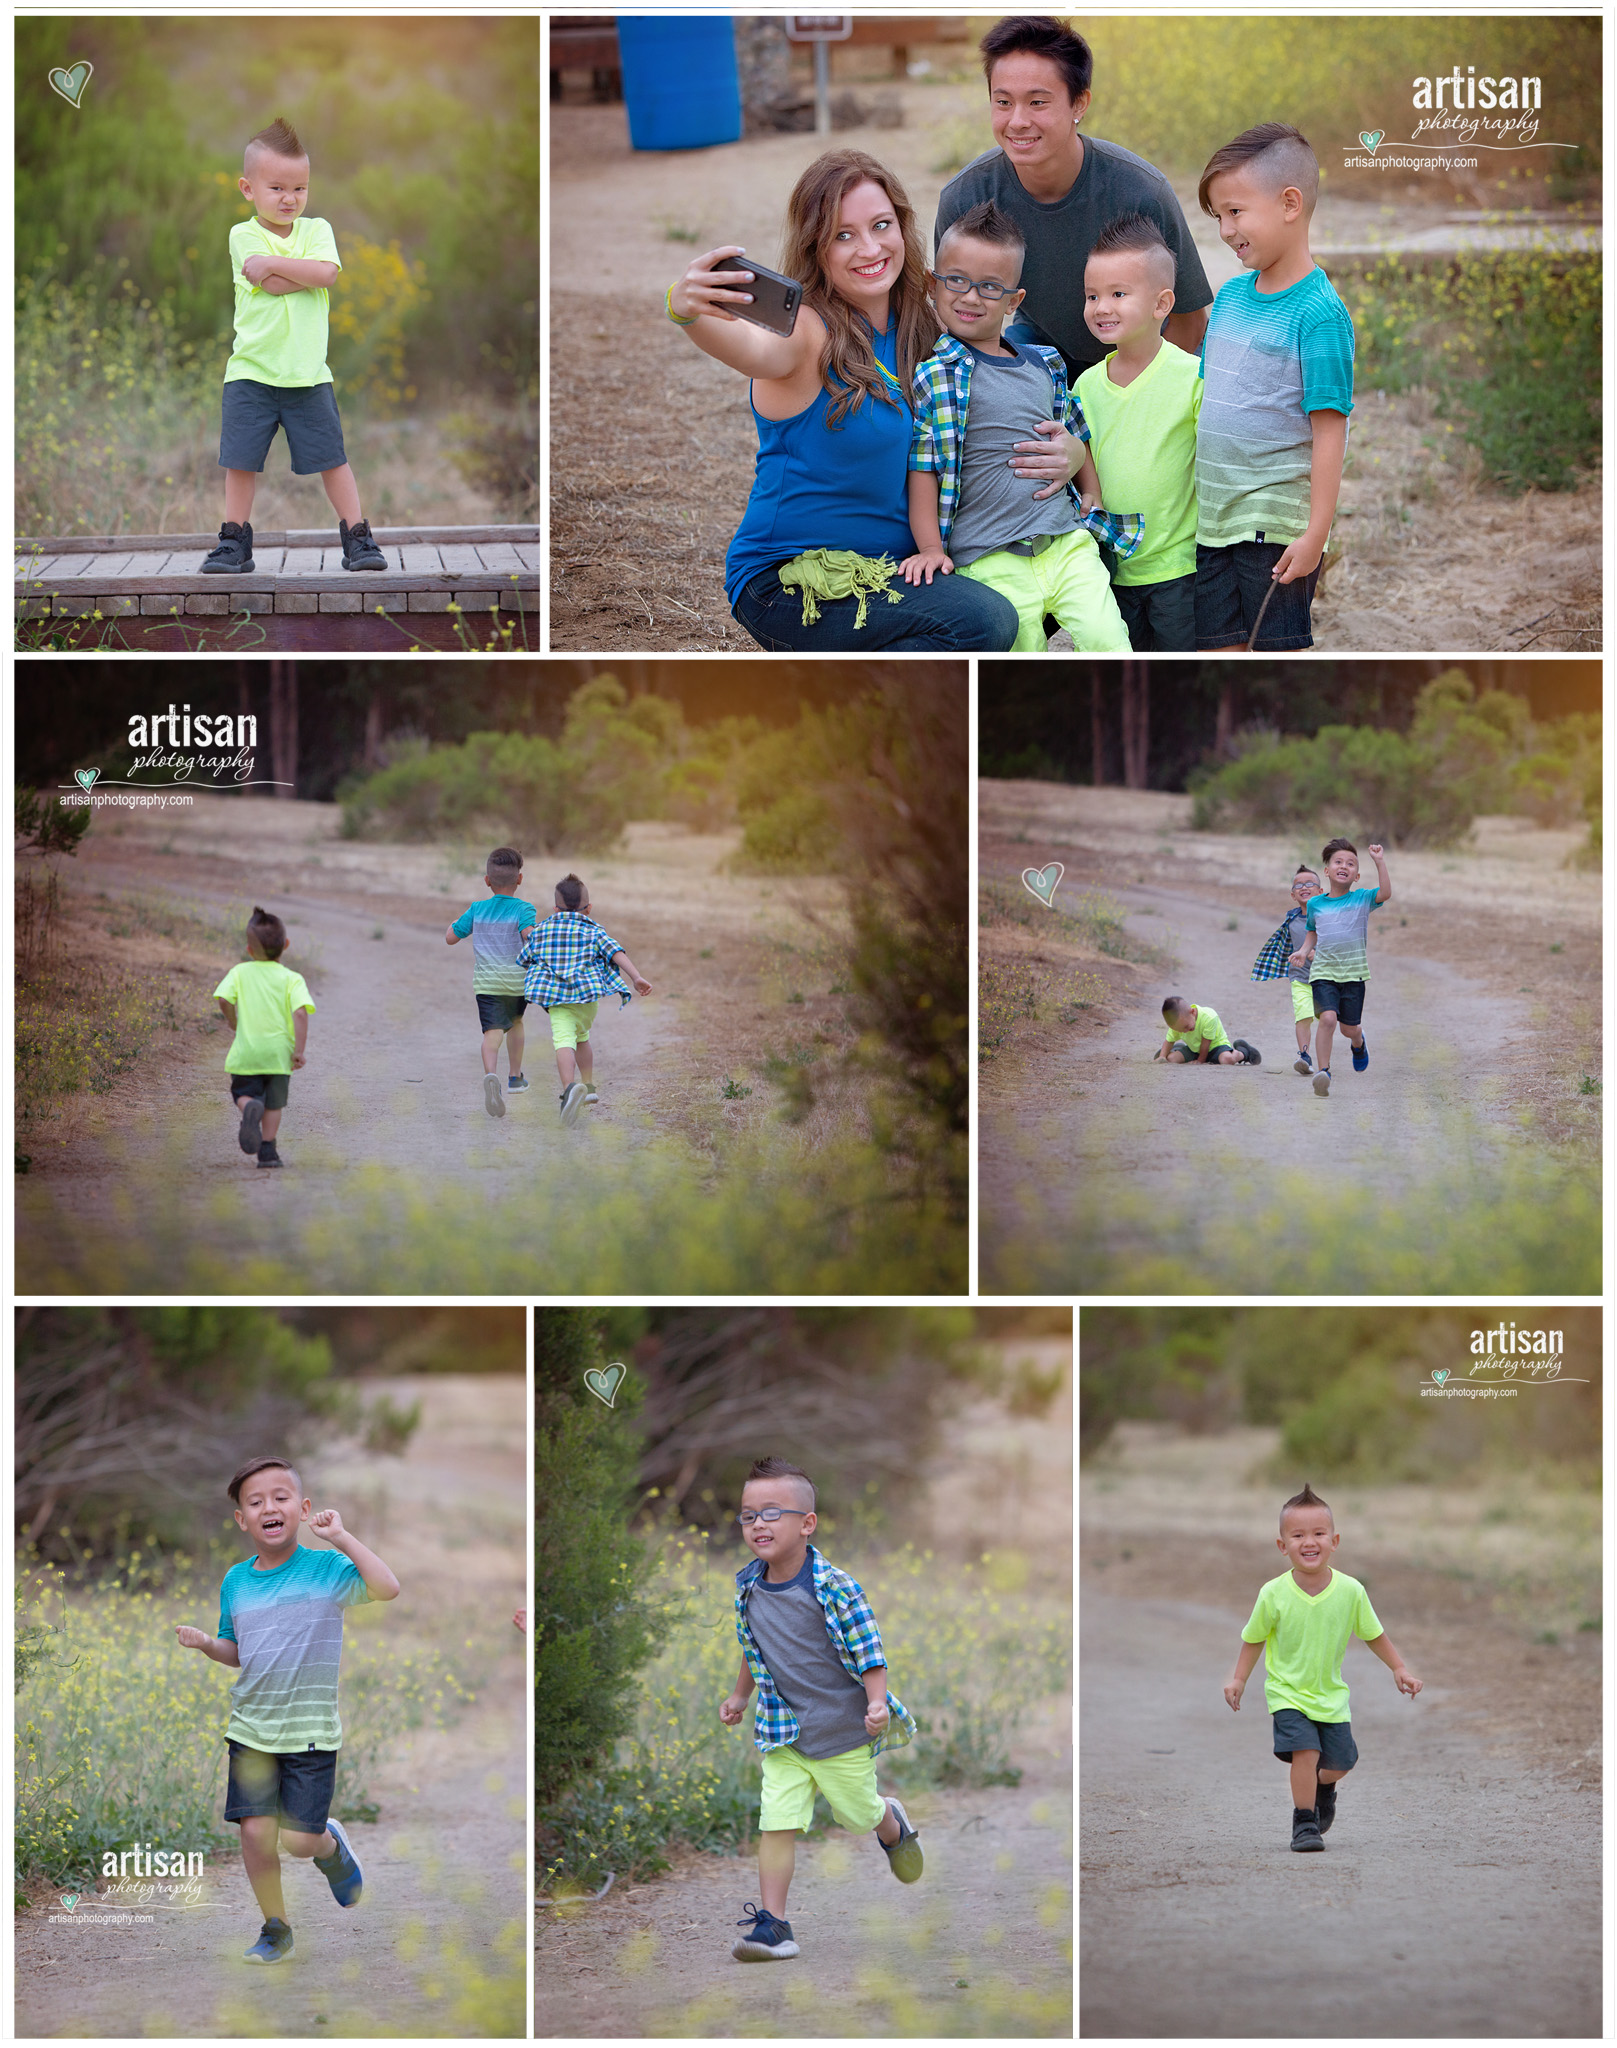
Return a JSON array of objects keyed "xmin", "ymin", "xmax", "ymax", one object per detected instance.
[
  {"xmin": 936, "ymin": 137, "xmax": 1213, "ymax": 382},
  {"xmin": 1284, "ymin": 904, "xmax": 1310, "ymax": 983},
  {"xmin": 744, "ymin": 1557, "xmax": 873, "ymax": 1760},
  {"xmin": 947, "ymin": 344, "xmax": 1078, "ymax": 568}
]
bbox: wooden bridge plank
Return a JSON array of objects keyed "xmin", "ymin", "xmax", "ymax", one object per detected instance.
[{"xmin": 16, "ymin": 523, "xmax": 543, "ymax": 553}]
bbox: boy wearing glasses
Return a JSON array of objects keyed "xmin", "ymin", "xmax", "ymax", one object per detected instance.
[
  {"xmin": 719, "ymin": 1457, "xmax": 923, "ymax": 1963},
  {"xmin": 900, "ymin": 200, "xmax": 1136, "ymax": 651}
]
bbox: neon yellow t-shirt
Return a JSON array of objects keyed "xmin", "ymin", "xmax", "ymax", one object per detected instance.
[
  {"xmin": 1241, "ymin": 1569, "xmax": 1383, "ymax": 1722},
  {"xmin": 213, "ymin": 960, "xmax": 316, "ymax": 1076},
  {"xmin": 1166, "ymin": 1004, "xmax": 1227, "ymax": 1053},
  {"xmin": 1076, "ymin": 341, "xmax": 1202, "ymax": 585},
  {"xmin": 224, "ymin": 215, "xmax": 341, "ymax": 388}
]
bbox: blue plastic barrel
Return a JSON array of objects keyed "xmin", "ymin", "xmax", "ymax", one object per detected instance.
[{"xmin": 616, "ymin": 16, "xmax": 742, "ymax": 151}]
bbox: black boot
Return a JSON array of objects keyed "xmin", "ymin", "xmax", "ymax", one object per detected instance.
[
  {"xmin": 202, "ymin": 520, "xmax": 255, "ymax": 572},
  {"xmin": 1290, "ymin": 1805, "xmax": 1324, "ymax": 1851},
  {"xmin": 339, "ymin": 517, "xmax": 387, "ymax": 570}
]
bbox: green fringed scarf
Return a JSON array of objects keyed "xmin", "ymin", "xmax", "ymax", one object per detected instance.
[{"xmin": 777, "ymin": 549, "xmax": 903, "ymax": 630}]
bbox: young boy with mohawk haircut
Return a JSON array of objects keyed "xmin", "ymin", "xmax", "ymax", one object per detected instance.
[
  {"xmin": 200, "ymin": 115, "xmax": 387, "ymax": 578},
  {"xmin": 720, "ymin": 1457, "xmax": 923, "ymax": 1963},
  {"xmin": 176, "ymin": 1456, "xmax": 400, "ymax": 1962},
  {"xmin": 1225, "ymin": 1482, "xmax": 1422, "ymax": 1853}
]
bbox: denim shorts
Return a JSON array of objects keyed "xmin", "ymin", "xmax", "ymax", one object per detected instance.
[
  {"xmin": 476, "ymin": 994, "xmax": 528, "ymax": 1033},
  {"xmin": 1272, "ymin": 1710, "xmax": 1358, "ymax": 1773},
  {"xmin": 219, "ymin": 377, "xmax": 347, "ymax": 475},
  {"xmin": 1311, "ymin": 978, "xmax": 1366, "ymax": 1027},
  {"xmin": 224, "ymin": 1740, "xmax": 337, "ymax": 1831},
  {"xmin": 1112, "ymin": 570, "xmax": 1197, "ymax": 652},
  {"xmin": 228, "ymin": 1073, "xmax": 290, "ymax": 1111},
  {"xmin": 1195, "ymin": 540, "xmax": 1320, "ymax": 651}
]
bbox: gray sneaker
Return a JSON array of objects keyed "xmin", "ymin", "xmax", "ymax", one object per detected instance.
[
  {"xmin": 560, "ymin": 1080, "xmax": 587, "ymax": 1126},
  {"xmin": 1312, "ymin": 1068, "xmax": 1331, "ymax": 1097},
  {"xmin": 483, "ymin": 1073, "xmax": 506, "ymax": 1119},
  {"xmin": 879, "ymin": 1797, "xmax": 924, "ymax": 1883}
]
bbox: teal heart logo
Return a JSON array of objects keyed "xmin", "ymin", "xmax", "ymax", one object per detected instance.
[
  {"xmin": 1432, "ymin": 1368, "xmax": 1449, "ymax": 1385},
  {"xmin": 584, "ymin": 1362, "xmax": 626, "ymax": 1408},
  {"xmin": 1359, "ymin": 130, "xmax": 1385, "ymax": 153},
  {"xmin": 74, "ymin": 767, "xmax": 99, "ymax": 791},
  {"xmin": 59, "ymin": 1892, "xmax": 80, "ymax": 1912},
  {"xmin": 48, "ymin": 61, "xmax": 93, "ymax": 109},
  {"xmin": 1021, "ymin": 862, "xmax": 1064, "ymax": 909}
]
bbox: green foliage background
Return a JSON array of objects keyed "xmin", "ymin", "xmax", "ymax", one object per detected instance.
[
  {"xmin": 1080, "ymin": 1306, "xmax": 1601, "ymax": 1483},
  {"xmin": 1189, "ymin": 668, "xmax": 1599, "ymax": 848}
]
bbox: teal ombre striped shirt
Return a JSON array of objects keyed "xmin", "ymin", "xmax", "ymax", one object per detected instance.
[{"xmin": 217, "ymin": 1546, "xmax": 372, "ymax": 1751}]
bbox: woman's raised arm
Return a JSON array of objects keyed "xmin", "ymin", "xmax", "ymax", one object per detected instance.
[{"xmin": 668, "ymin": 246, "xmax": 819, "ymax": 383}]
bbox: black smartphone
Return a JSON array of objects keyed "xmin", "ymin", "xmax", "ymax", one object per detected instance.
[{"xmin": 727, "ymin": 255, "xmax": 801, "ymax": 337}]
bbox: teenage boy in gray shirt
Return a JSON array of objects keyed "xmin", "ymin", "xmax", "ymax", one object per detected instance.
[{"xmin": 719, "ymin": 1458, "xmax": 923, "ymax": 1963}]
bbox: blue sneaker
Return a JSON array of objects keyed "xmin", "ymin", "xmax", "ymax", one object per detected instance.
[
  {"xmin": 879, "ymin": 1797, "xmax": 924, "ymax": 1883},
  {"xmin": 242, "ymin": 1917, "xmax": 294, "ymax": 1963},
  {"xmin": 507, "ymin": 1073, "xmax": 530, "ymax": 1094},
  {"xmin": 1293, "ymin": 1049, "xmax": 1313, "ymax": 1076},
  {"xmin": 1351, "ymin": 1037, "xmax": 1369, "ymax": 1073},
  {"xmin": 731, "ymin": 1901, "xmax": 799, "ymax": 1961},
  {"xmin": 315, "ymin": 1817, "xmax": 363, "ymax": 1907}
]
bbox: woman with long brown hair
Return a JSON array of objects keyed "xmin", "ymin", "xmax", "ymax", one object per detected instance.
[{"xmin": 668, "ymin": 150, "xmax": 1077, "ymax": 650}]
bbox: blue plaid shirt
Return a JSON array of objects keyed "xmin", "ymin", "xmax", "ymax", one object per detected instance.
[
  {"xmin": 734, "ymin": 1544, "xmax": 917, "ymax": 1757},
  {"xmin": 516, "ymin": 911, "xmax": 634, "ymax": 1009},
  {"xmin": 909, "ymin": 332, "xmax": 1146, "ymax": 555}
]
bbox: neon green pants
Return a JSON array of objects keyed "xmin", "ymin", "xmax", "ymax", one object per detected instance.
[
  {"xmin": 758, "ymin": 1741, "xmax": 886, "ymax": 1834},
  {"xmin": 958, "ymin": 527, "xmax": 1133, "ymax": 652}
]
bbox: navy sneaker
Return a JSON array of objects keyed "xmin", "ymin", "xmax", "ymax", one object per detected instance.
[
  {"xmin": 507, "ymin": 1073, "xmax": 530, "ymax": 1095},
  {"xmin": 237, "ymin": 1097, "xmax": 264, "ymax": 1154},
  {"xmin": 202, "ymin": 521, "xmax": 255, "ymax": 573},
  {"xmin": 879, "ymin": 1797, "xmax": 924, "ymax": 1883},
  {"xmin": 256, "ymin": 1142, "xmax": 283, "ymax": 1169},
  {"xmin": 1291, "ymin": 1806, "xmax": 1324, "ymax": 1852},
  {"xmin": 242, "ymin": 1916, "xmax": 294, "ymax": 1963},
  {"xmin": 1315, "ymin": 1781, "xmax": 1337, "ymax": 1834},
  {"xmin": 732, "ymin": 1901, "xmax": 799, "ymax": 1961},
  {"xmin": 1351, "ymin": 1036, "xmax": 1369, "ymax": 1073},
  {"xmin": 1294, "ymin": 1049, "xmax": 1313, "ymax": 1076},
  {"xmin": 314, "ymin": 1816, "xmax": 363, "ymax": 1907},
  {"xmin": 339, "ymin": 518, "xmax": 387, "ymax": 570}
]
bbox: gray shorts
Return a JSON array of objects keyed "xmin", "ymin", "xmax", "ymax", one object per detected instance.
[{"xmin": 219, "ymin": 378, "xmax": 346, "ymax": 475}]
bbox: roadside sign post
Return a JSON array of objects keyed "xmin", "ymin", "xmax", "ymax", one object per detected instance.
[{"xmin": 786, "ymin": 16, "xmax": 853, "ymax": 138}]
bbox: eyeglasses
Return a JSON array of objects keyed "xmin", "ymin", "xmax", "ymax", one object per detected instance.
[
  {"xmin": 734, "ymin": 1507, "xmax": 811, "ymax": 1527},
  {"xmin": 932, "ymin": 270, "xmax": 1016, "ymax": 301}
]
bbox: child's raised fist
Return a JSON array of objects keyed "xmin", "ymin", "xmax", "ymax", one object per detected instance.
[{"xmin": 309, "ymin": 1507, "xmax": 346, "ymax": 1540}]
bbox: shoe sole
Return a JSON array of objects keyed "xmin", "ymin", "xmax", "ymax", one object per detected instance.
[
  {"xmin": 341, "ymin": 560, "xmax": 386, "ymax": 570},
  {"xmin": 1232, "ymin": 1040, "xmax": 1261, "ymax": 1067},
  {"xmin": 1312, "ymin": 1072, "xmax": 1330, "ymax": 1097},
  {"xmin": 242, "ymin": 1938, "xmax": 294, "ymax": 1963},
  {"xmin": 238, "ymin": 1099, "xmax": 264, "ymax": 1154},
  {"xmin": 1293, "ymin": 1058, "xmax": 1312, "ymax": 1076},
  {"xmin": 882, "ymin": 1799, "xmax": 924, "ymax": 1883},
  {"xmin": 484, "ymin": 1075, "xmax": 506, "ymax": 1119},
  {"xmin": 203, "ymin": 560, "xmax": 256, "ymax": 574},
  {"xmin": 256, "ymin": 1157, "xmax": 284, "ymax": 1169},
  {"xmin": 732, "ymin": 1938, "xmax": 800, "ymax": 1961},
  {"xmin": 560, "ymin": 1084, "xmax": 587, "ymax": 1127},
  {"xmin": 322, "ymin": 1817, "xmax": 363, "ymax": 1906},
  {"xmin": 1291, "ymin": 1834, "xmax": 1325, "ymax": 1852}
]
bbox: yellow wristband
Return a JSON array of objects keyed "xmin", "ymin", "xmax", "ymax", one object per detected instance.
[{"xmin": 665, "ymin": 284, "xmax": 698, "ymax": 327}]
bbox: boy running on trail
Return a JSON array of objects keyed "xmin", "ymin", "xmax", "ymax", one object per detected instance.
[
  {"xmin": 720, "ymin": 1458, "xmax": 922, "ymax": 1964},
  {"xmin": 175, "ymin": 1456, "xmax": 400, "ymax": 1962},
  {"xmin": 1250, "ymin": 865, "xmax": 1323, "ymax": 1075},
  {"xmin": 1292, "ymin": 838, "xmax": 1391, "ymax": 1097},
  {"xmin": 518, "ymin": 874, "xmax": 652, "ymax": 1127},
  {"xmin": 1225, "ymin": 1482, "xmax": 1421, "ymax": 1853},
  {"xmin": 214, "ymin": 906, "xmax": 314, "ymax": 1170},
  {"xmin": 446, "ymin": 846, "xmax": 538, "ymax": 1119}
]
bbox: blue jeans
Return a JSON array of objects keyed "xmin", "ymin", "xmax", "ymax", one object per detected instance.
[
  {"xmin": 1196, "ymin": 540, "xmax": 1320, "ymax": 652},
  {"xmin": 731, "ymin": 564, "xmax": 1017, "ymax": 653}
]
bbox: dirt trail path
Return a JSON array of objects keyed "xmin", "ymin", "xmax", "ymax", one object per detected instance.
[
  {"xmin": 1080, "ymin": 1588, "xmax": 1600, "ymax": 2038},
  {"xmin": 535, "ymin": 1739, "xmax": 1071, "ymax": 2039},
  {"xmin": 983, "ymin": 877, "xmax": 1533, "ymax": 1288},
  {"xmin": 15, "ymin": 1376, "xmax": 527, "ymax": 2039},
  {"xmin": 17, "ymin": 796, "xmax": 824, "ymax": 1291}
]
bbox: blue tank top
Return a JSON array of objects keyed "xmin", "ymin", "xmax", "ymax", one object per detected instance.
[{"xmin": 724, "ymin": 318, "xmax": 915, "ymax": 602}]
